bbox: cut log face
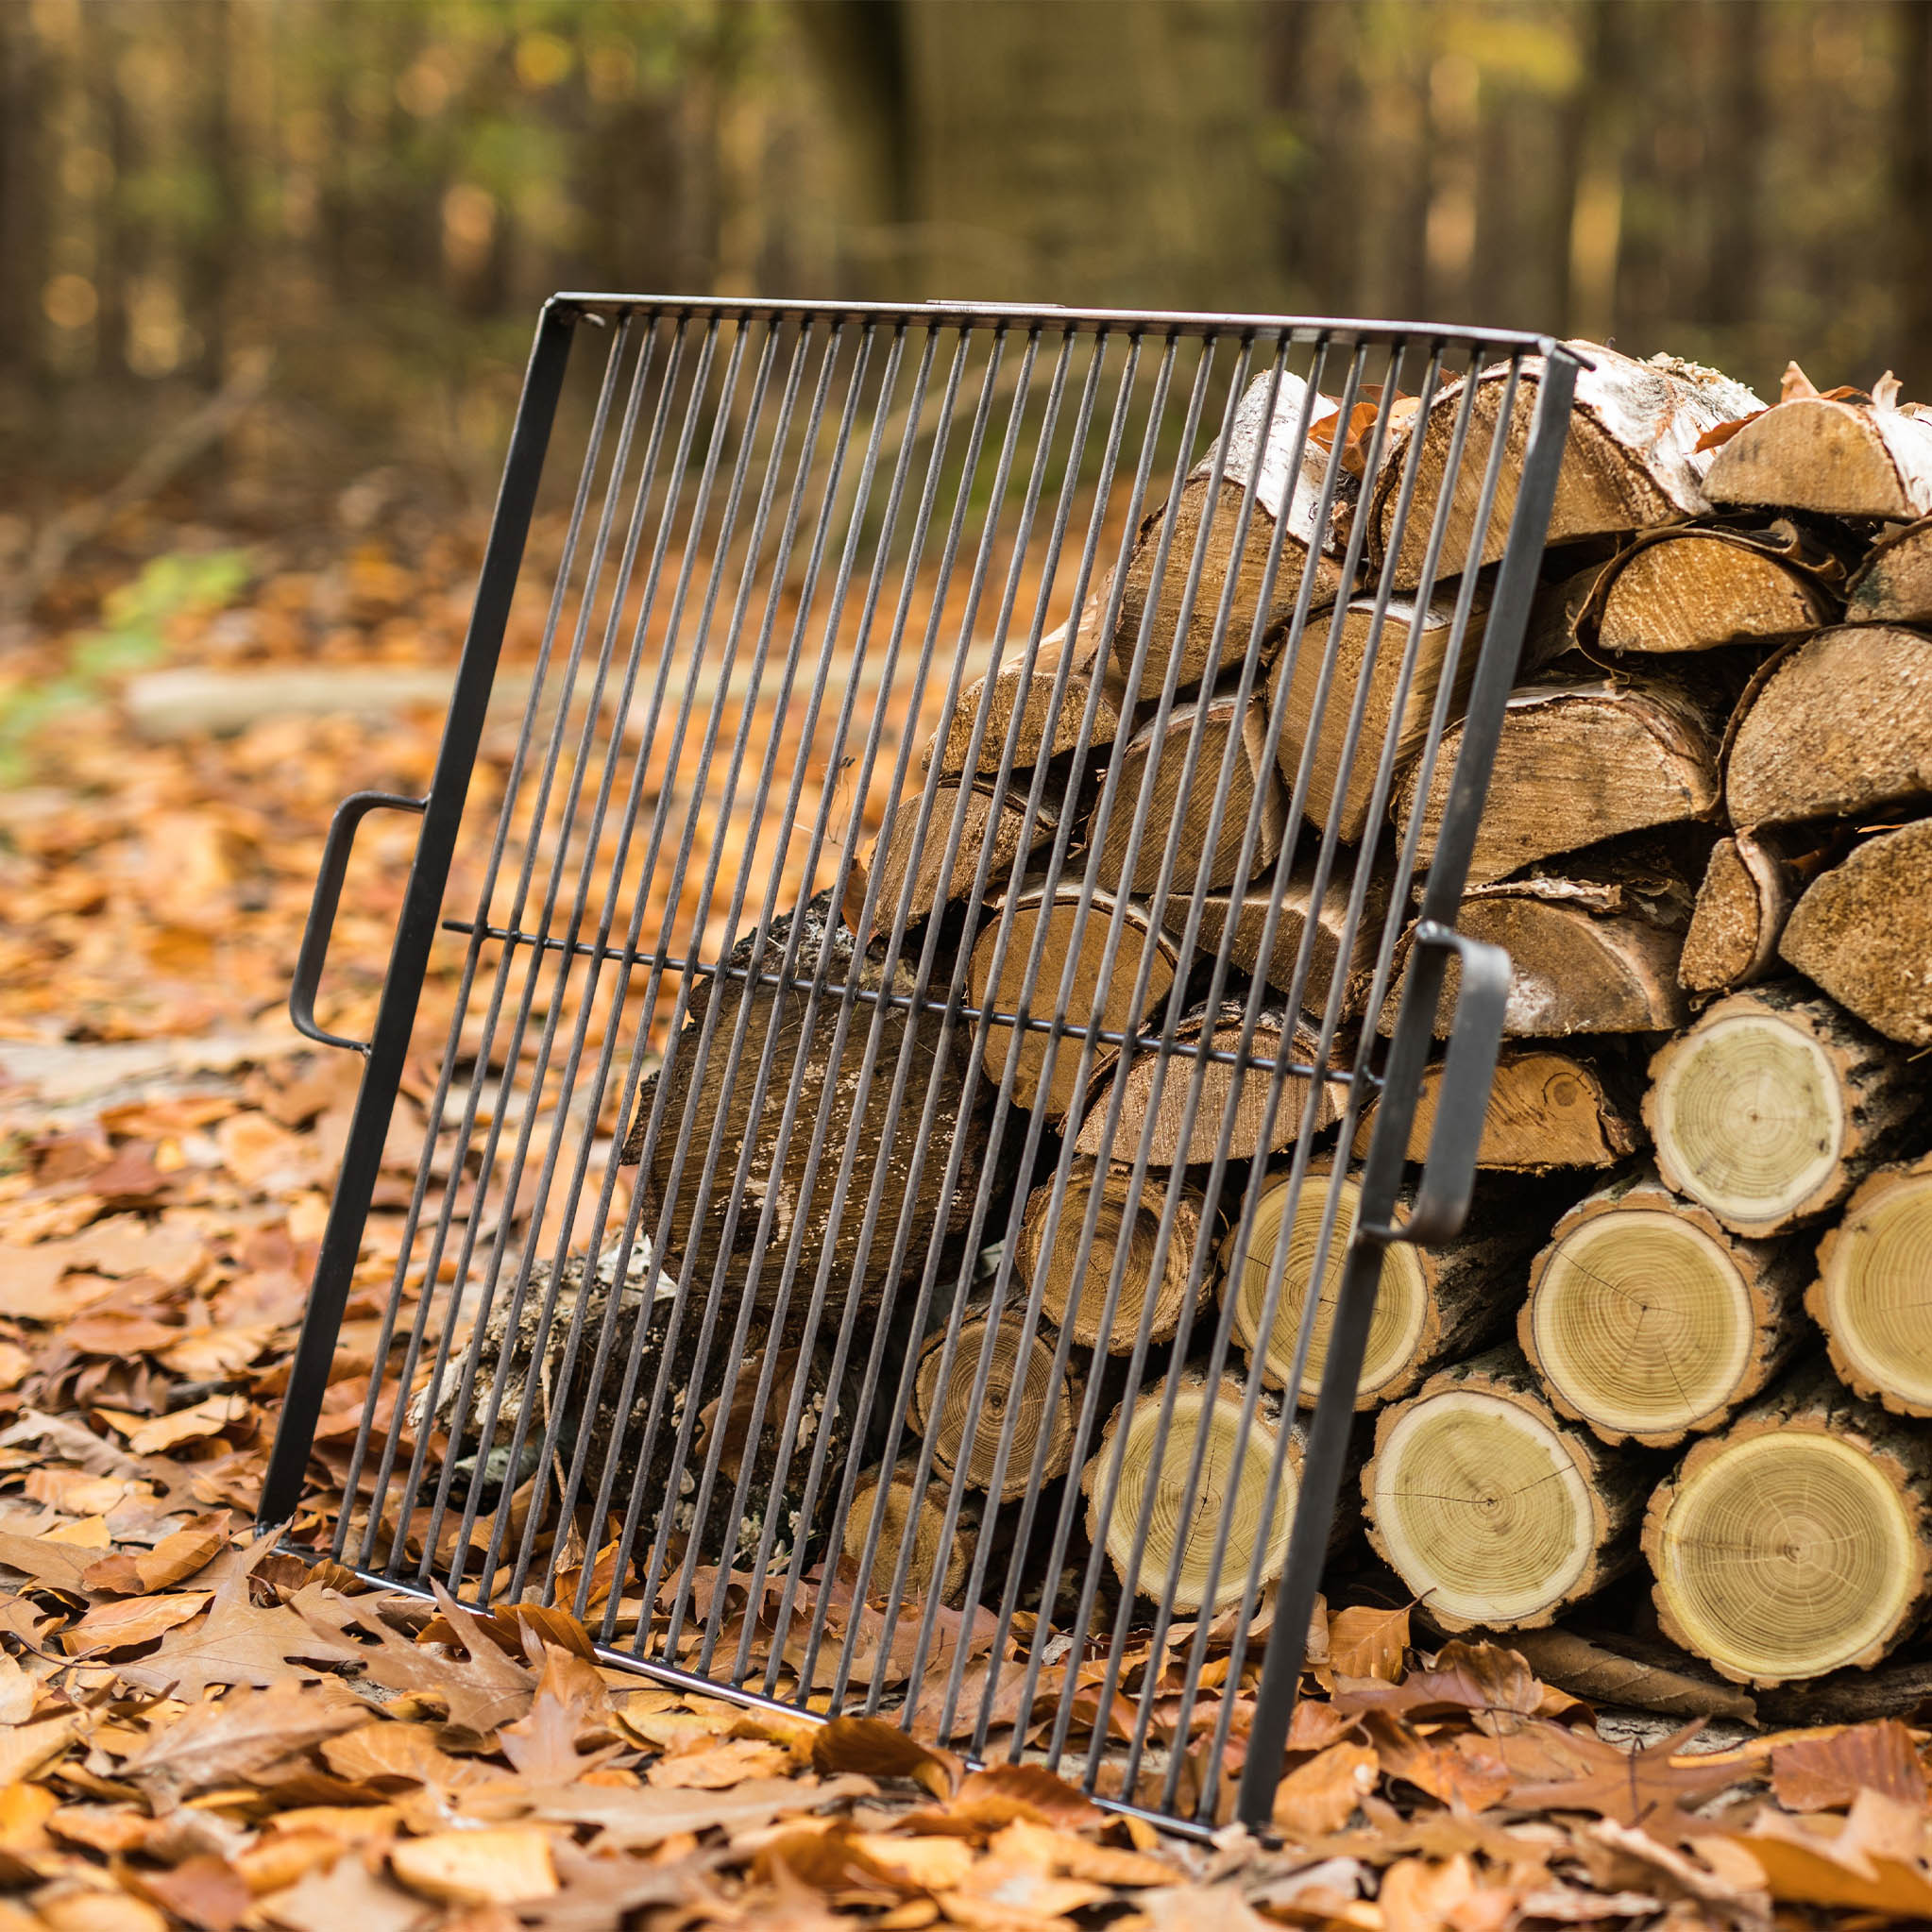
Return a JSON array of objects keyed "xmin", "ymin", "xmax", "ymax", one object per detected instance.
[
  {"xmin": 1520, "ymin": 1172, "xmax": 1804, "ymax": 1449},
  {"xmin": 1094, "ymin": 692, "xmax": 1286, "ymax": 895},
  {"xmin": 1372, "ymin": 344, "xmax": 1763, "ymax": 592},
  {"xmin": 1644, "ymin": 983, "xmax": 1916, "ymax": 1237},
  {"xmin": 1385, "ymin": 872, "xmax": 1689, "ymax": 1039},
  {"xmin": 1218, "ymin": 1165, "xmax": 1519, "ymax": 1409},
  {"xmin": 1113, "ymin": 371, "xmax": 1347, "ymax": 692},
  {"xmin": 1353, "ymin": 1046, "xmax": 1645, "ymax": 1172},
  {"xmin": 1703, "ymin": 395, "xmax": 1932, "ymax": 521},
  {"xmin": 1394, "ymin": 678, "xmax": 1722, "ymax": 886},
  {"xmin": 1269, "ymin": 590, "xmax": 1490, "ymax": 842},
  {"xmin": 1679, "ymin": 831, "xmax": 1799, "ymax": 996},
  {"xmin": 1170, "ymin": 859, "xmax": 1387, "ymax": 1022},
  {"xmin": 1779, "ymin": 817, "xmax": 1932, "ymax": 1047},
  {"xmin": 911, "ymin": 1308, "xmax": 1075, "ymax": 1502},
  {"xmin": 967, "ymin": 884, "xmax": 1178, "ymax": 1122},
  {"xmin": 869, "ymin": 781, "xmax": 1059, "ymax": 928},
  {"xmin": 1364, "ymin": 1346, "xmax": 1642, "ymax": 1632},
  {"xmin": 1012, "ymin": 1156, "xmax": 1205, "ymax": 1354},
  {"xmin": 1807, "ymin": 1154, "xmax": 1932, "ymax": 1418},
  {"xmin": 1596, "ymin": 530, "xmax": 1836, "ymax": 653},
  {"xmin": 1725, "ymin": 626, "xmax": 1932, "ymax": 829},
  {"xmin": 1845, "ymin": 517, "xmax": 1932, "ymax": 625},
  {"xmin": 927, "ymin": 579, "xmax": 1127, "ymax": 778},
  {"xmin": 1642, "ymin": 1367, "xmax": 1932, "ymax": 1685},
  {"xmin": 845, "ymin": 1466, "xmax": 974, "ymax": 1605},
  {"xmin": 1083, "ymin": 1373, "xmax": 1298, "ymax": 1614},
  {"xmin": 1072, "ymin": 1002, "xmax": 1347, "ymax": 1168}
]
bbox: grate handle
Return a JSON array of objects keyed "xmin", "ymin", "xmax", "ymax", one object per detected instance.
[
  {"xmin": 1365, "ymin": 921, "xmax": 1510, "ymax": 1246},
  {"xmin": 290, "ymin": 790, "xmax": 428, "ymax": 1054}
]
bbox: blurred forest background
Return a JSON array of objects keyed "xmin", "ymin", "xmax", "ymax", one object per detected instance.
[{"xmin": 2, "ymin": 0, "xmax": 1930, "ymax": 517}]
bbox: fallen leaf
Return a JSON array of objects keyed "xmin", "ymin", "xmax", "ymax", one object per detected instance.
[
  {"xmin": 812, "ymin": 1715, "xmax": 960, "ymax": 1799},
  {"xmin": 390, "ymin": 1826, "xmax": 558, "ymax": 1906},
  {"xmin": 519, "ymin": 1772, "xmax": 876, "ymax": 1849},
  {"xmin": 117, "ymin": 1678, "xmax": 366, "ymax": 1808},
  {"xmin": 1503, "ymin": 1720, "xmax": 1743, "ymax": 1839},
  {"xmin": 62, "ymin": 1589, "xmax": 212, "ymax": 1655},
  {"xmin": 1771, "ymin": 1720, "xmax": 1930, "ymax": 1813},
  {"xmin": 647, "ymin": 1737, "xmax": 793, "ymax": 1788},
  {"xmin": 944, "ymin": 1765, "xmax": 1106, "ymax": 1833},
  {"xmin": 0, "ymin": 1712, "xmax": 81, "ymax": 1784},
  {"xmin": 322, "ymin": 1721, "xmax": 511, "ymax": 1791},
  {"xmin": 1273, "ymin": 1739, "xmax": 1379, "ymax": 1840},
  {"xmin": 136, "ymin": 1854, "xmax": 254, "ymax": 1932},
  {"xmin": 260, "ymin": 1848, "xmax": 436, "ymax": 1932},
  {"xmin": 1329, "ymin": 1605, "xmax": 1409, "ymax": 1684}
]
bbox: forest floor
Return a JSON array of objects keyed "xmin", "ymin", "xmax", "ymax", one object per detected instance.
[{"xmin": 0, "ymin": 506, "xmax": 1928, "ymax": 1931}]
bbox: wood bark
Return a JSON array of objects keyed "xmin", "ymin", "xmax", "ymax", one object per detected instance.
[
  {"xmin": 1352, "ymin": 1046, "xmax": 1645, "ymax": 1173},
  {"xmin": 1679, "ymin": 828, "xmax": 1808, "ymax": 996},
  {"xmin": 1644, "ymin": 982, "xmax": 1918, "ymax": 1237},
  {"xmin": 1011, "ymin": 1156, "xmax": 1206, "ymax": 1355},
  {"xmin": 869, "ymin": 780, "xmax": 1058, "ymax": 927},
  {"xmin": 1807, "ymin": 1152, "xmax": 1932, "ymax": 1419},
  {"xmin": 1703, "ymin": 394, "xmax": 1932, "ymax": 521},
  {"xmin": 1269, "ymin": 586, "xmax": 1493, "ymax": 843},
  {"xmin": 844, "ymin": 1466, "xmax": 975, "ymax": 1606},
  {"xmin": 1111, "ymin": 370, "xmax": 1348, "ymax": 692},
  {"xmin": 910, "ymin": 1303, "xmax": 1076, "ymax": 1501},
  {"xmin": 1168, "ymin": 856, "xmax": 1387, "ymax": 1023},
  {"xmin": 1779, "ymin": 816, "xmax": 1932, "ymax": 1046},
  {"xmin": 1595, "ymin": 525, "xmax": 1838, "ymax": 652},
  {"xmin": 1519, "ymin": 1169, "xmax": 1805, "ymax": 1449},
  {"xmin": 966, "ymin": 881, "xmax": 1179, "ymax": 1123},
  {"xmin": 1642, "ymin": 1364, "xmax": 1932, "ymax": 1686},
  {"xmin": 1093, "ymin": 691, "xmax": 1285, "ymax": 895},
  {"xmin": 1082, "ymin": 1372, "xmax": 1301, "ymax": 1614},
  {"xmin": 926, "ymin": 577, "xmax": 1128, "ymax": 778},
  {"xmin": 1393, "ymin": 676, "xmax": 1723, "ymax": 886},
  {"xmin": 1845, "ymin": 516, "xmax": 1932, "ymax": 625},
  {"xmin": 622, "ymin": 898, "xmax": 977, "ymax": 1312},
  {"xmin": 1371, "ymin": 344, "xmax": 1763, "ymax": 592},
  {"xmin": 1218, "ymin": 1161, "xmax": 1534, "ymax": 1409},
  {"xmin": 1724, "ymin": 625, "xmax": 1932, "ymax": 829},
  {"xmin": 1383, "ymin": 862, "xmax": 1691, "ymax": 1038},
  {"xmin": 1071, "ymin": 1000, "xmax": 1347, "ymax": 1169},
  {"xmin": 1363, "ymin": 1344, "xmax": 1645, "ymax": 1633}
]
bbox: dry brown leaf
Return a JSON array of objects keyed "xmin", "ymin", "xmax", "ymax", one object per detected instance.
[
  {"xmin": 61, "ymin": 1589, "xmax": 212, "ymax": 1655},
  {"xmin": 943, "ymin": 1765, "xmax": 1106, "ymax": 1833},
  {"xmin": 1771, "ymin": 1720, "xmax": 1930, "ymax": 1813},
  {"xmin": 647, "ymin": 1737, "xmax": 793, "ymax": 1788},
  {"xmin": 519, "ymin": 1771, "xmax": 876, "ymax": 1850},
  {"xmin": 117, "ymin": 1678, "xmax": 366, "ymax": 1809},
  {"xmin": 134, "ymin": 1854, "xmax": 253, "ymax": 1932},
  {"xmin": 0, "ymin": 1712, "xmax": 82, "ymax": 1784},
  {"xmin": 1272, "ymin": 1738, "xmax": 1379, "ymax": 1840},
  {"xmin": 390, "ymin": 1826, "xmax": 559, "ymax": 1906},
  {"xmin": 1328, "ymin": 1604, "xmax": 1409, "ymax": 1684},
  {"xmin": 259, "ymin": 1848, "xmax": 436, "ymax": 1932},
  {"xmin": 321, "ymin": 1721, "xmax": 511, "ymax": 1791},
  {"xmin": 811, "ymin": 1715, "xmax": 961, "ymax": 1799}
]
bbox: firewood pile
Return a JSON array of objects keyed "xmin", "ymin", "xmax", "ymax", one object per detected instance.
[{"xmin": 455, "ymin": 343, "xmax": 1932, "ymax": 1709}]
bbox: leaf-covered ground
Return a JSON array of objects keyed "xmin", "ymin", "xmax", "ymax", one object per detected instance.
[{"xmin": 2, "ymin": 519, "xmax": 1930, "ymax": 1929}]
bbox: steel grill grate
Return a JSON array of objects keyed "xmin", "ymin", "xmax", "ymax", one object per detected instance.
[{"xmin": 265, "ymin": 297, "xmax": 1579, "ymax": 1831}]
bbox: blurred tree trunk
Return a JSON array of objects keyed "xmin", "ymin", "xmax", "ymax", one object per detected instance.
[
  {"xmin": 1703, "ymin": 0, "xmax": 1762, "ymax": 331},
  {"xmin": 87, "ymin": 5, "xmax": 133, "ymax": 379},
  {"xmin": 1900, "ymin": 0, "xmax": 1932, "ymax": 395},
  {"xmin": 0, "ymin": 10, "xmax": 47, "ymax": 379}
]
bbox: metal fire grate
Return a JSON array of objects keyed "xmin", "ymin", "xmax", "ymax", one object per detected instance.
[{"xmin": 263, "ymin": 297, "xmax": 1578, "ymax": 1833}]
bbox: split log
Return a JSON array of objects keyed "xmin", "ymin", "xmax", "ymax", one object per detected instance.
[
  {"xmin": 1644, "ymin": 982, "xmax": 1917, "ymax": 1236},
  {"xmin": 1112, "ymin": 370, "xmax": 1348, "ymax": 692},
  {"xmin": 1169, "ymin": 857, "xmax": 1387, "ymax": 1023},
  {"xmin": 1679, "ymin": 829, "xmax": 1811, "ymax": 997},
  {"xmin": 1393, "ymin": 677, "xmax": 1722, "ymax": 887},
  {"xmin": 1845, "ymin": 516, "xmax": 1932, "ymax": 625},
  {"xmin": 1724, "ymin": 625, "xmax": 1932, "ymax": 828},
  {"xmin": 1703, "ymin": 391, "xmax": 1932, "ymax": 521},
  {"xmin": 844, "ymin": 1466, "xmax": 975, "ymax": 1605},
  {"xmin": 1642, "ymin": 1364, "xmax": 1932, "ymax": 1685},
  {"xmin": 1011, "ymin": 1156, "xmax": 1207, "ymax": 1354},
  {"xmin": 1807, "ymin": 1153, "xmax": 1932, "ymax": 1419},
  {"xmin": 966, "ymin": 882, "xmax": 1179, "ymax": 1122},
  {"xmin": 1352, "ymin": 1046, "xmax": 1645, "ymax": 1173},
  {"xmin": 869, "ymin": 781, "xmax": 1059, "ymax": 927},
  {"xmin": 910, "ymin": 1304, "xmax": 1076, "ymax": 1502},
  {"xmin": 1363, "ymin": 1345, "xmax": 1644, "ymax": 1632},
  {"xmin": 1093, "ymin": 692, "xmax": 1285, "ymax": 895},
  {"xmin": 1519, "ymin": 1170, "xmax": 1805, "ymax": 1449},
  {"xmin": 927, "ymin": 578, "xmax": 1128, "ymax": 778},
  {"xmin": 1383, "ymin": 862, "xmax": 1691, "ymax": 1038},
  {"xmin": 1218, "ymin": 1161, "xmax": 1531, "ymax": 1409},
  {"xmin": 1371, "ymin": 344, "xmax": 1763, "ymax": 591},
  {"xmin": 621, "ymin": 897, "xmax": 977, "ymax": 1312},
  {"xmin": 1082, "ymin": 1372, "xmax": 1301, "ymax": 1614},
  {"xmin": 1071, "ymin": 1001, "xmax": 1347, "ymax": 1168},
  {"xmin": 1595, "ymin": 526, "xmax": 1838, "ymax": 653},
  {"xmin": 1780, "ymin": 817, "xmax": 1932, "ymax": 1046},
  {"xmin": 1269, "ymin": 587, "xmax": 1495, "ymax": 843}
]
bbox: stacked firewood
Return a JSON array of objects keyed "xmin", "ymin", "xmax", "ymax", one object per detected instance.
[{"xmin": 457, "ymin": 345, "xmax": 1931, "ymax": 1698}]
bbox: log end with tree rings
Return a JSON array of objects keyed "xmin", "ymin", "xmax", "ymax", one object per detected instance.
[
  {"xmin": 844, "ymin": 1466, "xmax": 974, "ymax": 1606},
  {"xmin": 1520, "ymin": 1178, "xmax": 1798, "ymax": 1448},
  {"xmin": 1642, "ymin": 1373, "xmax": 1932, "ymax": 1685},
  {"xmin": 1012, "ymin": 1156, "xmax": 1203, "ymax": 1354},
  {"xmin": 868, "ymin": 780, "xmax": 1058, "ymax": 930},
  {"xmin": 1219, "ymin": 1169, "xmax": 1432, "ymax": 1409},
  {"xmin": 1808, "ymin": 1155, "xmax": 1932, "ymax": 1418},
  {"xmin": 967, "ymin": 885, "xmax": 1178, "ymax": 1122},
  {"xmin": 1364, "ymin": 1350, "xmax": 1637, "ymax": 1632},
  {"xmin": 1083, "ymin": 1374, "xmax": 1297, "ymax": 1615},
  {"xmin": 911, "ymin": 1309, "xmax": 1075, "ymax": 1502}
]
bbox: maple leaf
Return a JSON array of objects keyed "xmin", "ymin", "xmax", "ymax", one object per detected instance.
[
  {"xmin": 1501, "ymin": 1721, "xmax": 1746, "ymax": 1839},
  {"xmin": 117, "ymin": 1678, "xmax": 367, "ymax": 1810}
]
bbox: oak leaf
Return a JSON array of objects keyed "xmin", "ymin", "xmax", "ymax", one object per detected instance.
[
  {"xmin": 1771, "ymin": 1720, "xmax": 1929, "ymax": 1814},
  {"xmin": 117, "ymin": 1679, "xmax": 366, "ymax": 1809}
]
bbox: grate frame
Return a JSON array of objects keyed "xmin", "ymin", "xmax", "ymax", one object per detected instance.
[{"xmin": 263, "ymin": 294, "xmax": 1580, "ymax": 1831}]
